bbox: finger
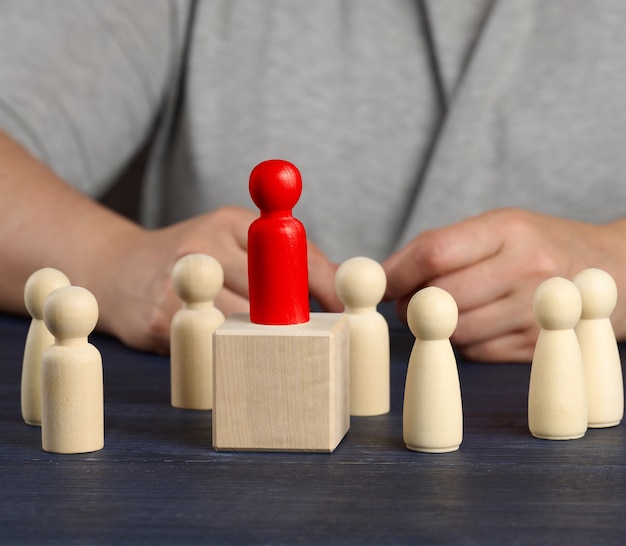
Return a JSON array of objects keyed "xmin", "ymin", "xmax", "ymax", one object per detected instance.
[
  {"xmin": 431, "ymin": 251, "xmax": 520, "ymax": 313},
  {"xmin": 151, "ymin": 287, "xmax": 249, "ymax": 355},
  {"xmin": 383, "ymin": 213, "xmax": 504, "ymax": 300},
  {"xmin": 220, "ymin": 247, "xmax": 250, "ymax": 300},
  {"xmin": 192, "ymin": 207, "xmax": 255, "ymax": 299},
  {"xmin": 390, "ymin": 250, "xmax": 514, "ymax": 326},
  {"xmin": 394, "ymin": 273, "xmax": 538, "ymax": 363},
  {"xmin": 452, "ymin": 294, "xmax": 535, "ymax": 347},
  {"xmin": 217, "ymin": 209, "xmax": 254, "ymax": 299},
  {"xmin": 395, "ymin": 294, "xmax": 411, "ymax": 324},
  {"xmin": 456, "ymin": 330, "xmax": 537, "ymax": 363},
  {"xmin": 215, "ymin": 286, "xmax": 250, "ymax": 317},
  {"xmin": 307, "ymin": 242, "xmax": 342, "ymax": 312}
]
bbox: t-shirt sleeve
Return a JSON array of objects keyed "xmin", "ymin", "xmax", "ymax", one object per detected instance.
[{"xmin": 0, "ymin": 0, "xmax": 180, "ymax": 197}]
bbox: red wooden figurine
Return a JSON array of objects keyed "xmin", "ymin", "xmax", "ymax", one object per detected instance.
[{"xmin": 248, "ymin": 159, "xmax": 310, "ymax": 325}]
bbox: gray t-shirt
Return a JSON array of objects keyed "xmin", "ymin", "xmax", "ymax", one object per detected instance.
[{"xmin": 2, "ymin": 0, "xmax": 626, "ymax": 262}]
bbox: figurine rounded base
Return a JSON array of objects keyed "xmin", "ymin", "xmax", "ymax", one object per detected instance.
[
  {"xmin": 588, "ymin": 419, "xmax": 622, "ymax": 429},
  {"xmin": 23, "ymin": 418, "xmax": 41, "ymax": 427},
  {"xmin": 405, "ymin": 444, "xmax": 460, "ymax": 453},
  {"xmin": 530, "ymin": 431, "xmax": 586, "ymax": 441}
]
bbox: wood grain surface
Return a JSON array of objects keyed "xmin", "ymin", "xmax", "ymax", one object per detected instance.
[{"xmin": 0, "ymin": 312, "xmax": 625, "ymax": 545}]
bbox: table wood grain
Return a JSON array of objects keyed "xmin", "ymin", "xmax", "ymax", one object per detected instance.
[{"xmin": 1, "ymin": 312, "xmax": 624, "ymax": 545}]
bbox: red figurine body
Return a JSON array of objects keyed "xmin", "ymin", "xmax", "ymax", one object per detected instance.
[{"xmin": 248, "ymin": 159, "xmax": 310, "ymax": 325}]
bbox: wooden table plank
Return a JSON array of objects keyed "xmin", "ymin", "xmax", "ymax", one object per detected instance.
[{"xmin": 0, "ymin": 313, "xmax": 624, "ymax": 545}]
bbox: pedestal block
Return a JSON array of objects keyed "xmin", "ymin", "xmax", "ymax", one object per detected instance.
[{"xmin": 213, "ymin": 313, "xmax": 350, "ymax": 452}]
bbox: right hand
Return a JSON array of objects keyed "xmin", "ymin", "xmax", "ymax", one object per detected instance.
[{"xmin": 95, "ymin": 206, "xmax": 341, "ymax": 354}]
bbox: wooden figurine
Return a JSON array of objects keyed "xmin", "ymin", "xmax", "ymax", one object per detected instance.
[
  {"xmin": 171, "ymin": 253, "xmax": 225, "ymax": 410},
  {"xmin": 213, "ymin": 159, "xmax": 350, "ymax": 452},
  {"xmin": 248, "ymin": 159, "xmax": 309, "ymax": 325},
  {"xmin": 403, "ymin": 286, "xmax": 463, "ymax": 453},
  {"xmin": 335, "ymin": 256, "xmax": 390, "ymax": 416},
  {"xmin": 528, "ymin": 277, "xmax": 587, "ymax": 440},
  {"xmin": 21, "ymin": 267, "xmax": 71, "ymax": 426},
  {"xmin": 573, "ymin": 268, "xmax": 623, "ymax": 428},
  {"xmin": 41, "ymin": 286, "xmax": 104, "ymax": 454}
]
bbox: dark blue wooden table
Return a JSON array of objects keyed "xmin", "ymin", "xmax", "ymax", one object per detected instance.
[{"xmin": 1, "ymin": 312, "xmax": 624, "ymax": 545}]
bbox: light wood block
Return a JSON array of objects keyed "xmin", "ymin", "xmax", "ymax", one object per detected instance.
[{"xmin": 213, "ymin": 313, "xmax": 350, "ymax": 452}]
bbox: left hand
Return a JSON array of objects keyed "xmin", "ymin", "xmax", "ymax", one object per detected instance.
[{"xmin": 382, "ymin": 208, "xmax": 626, "ymax": 362}]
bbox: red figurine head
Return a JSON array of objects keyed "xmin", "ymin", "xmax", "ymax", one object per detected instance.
[{"xmin": 249, "ymin": 159, "xmax": 303, "ymax": 214}]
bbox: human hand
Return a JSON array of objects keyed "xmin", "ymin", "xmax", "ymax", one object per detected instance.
[
  {"xmin": 0, "ymin": 130, "xmax": 341, "ymax": 354},
  {"xmin": 96, "ymin": 206, "xmax": 342, "ymax": 354},
  {"xmin": 383, "ymin": 208, "xmax": 626, "ymax": 362}
]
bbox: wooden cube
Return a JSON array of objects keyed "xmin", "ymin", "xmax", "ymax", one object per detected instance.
[{"xmin": 213, "ymin": 313, "xmax": 350, "ymax": 452}]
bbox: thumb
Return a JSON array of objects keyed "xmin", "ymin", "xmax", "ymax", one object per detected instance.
[{"xmin": 307, "ymin": 242, "xmax": 343, "ymax": 312}]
